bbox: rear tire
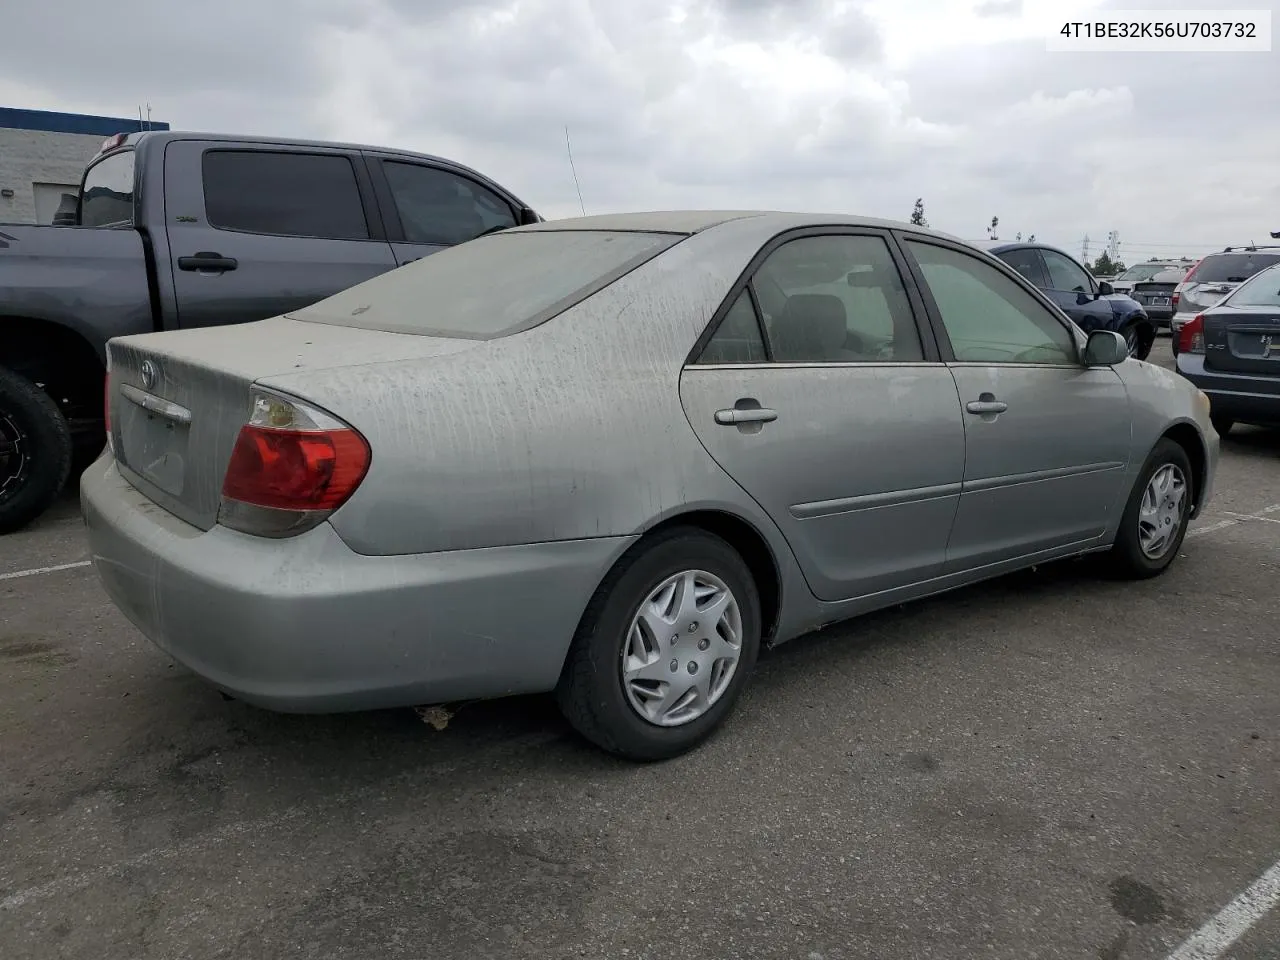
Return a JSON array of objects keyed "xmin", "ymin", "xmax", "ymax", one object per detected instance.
[
  {"xmin": 0, "ymin": 366, "xmax": 74, "ymax": 534},
  {"xmin": 556, "ymin": 527, "xmax": 762, "ymax": 761},
  {"xmin": 1123, "ymin": 321, "xmax": 1153, "ymax": 361},
  {"xmin": 1210, "ymin": 415, "xmax": 1234, "ymax": 437},
  {"xmin": 1106, "ymin": 438, "xmax": 1193, "ymax": 580}
]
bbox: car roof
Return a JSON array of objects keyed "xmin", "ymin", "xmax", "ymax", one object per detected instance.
[
  {"xmin": 511, "ymin": 209, "xmax": 968, "ymax": 242},
  {"xmin": 972, "ymin": 239, "xmax": 1082, "ymax": 261}
]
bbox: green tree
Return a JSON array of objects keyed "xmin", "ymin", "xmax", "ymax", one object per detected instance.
[
  {"xmin": 986, "ymin": 215, "xmax": 999, "ymax": 240},
  {"xmin": 1092, "ymin": 252, "xmax": 1120, "ymax": 276},
  {"xmin": 910, "ymin": 198, "xmax": 929, "ymax": 227}
]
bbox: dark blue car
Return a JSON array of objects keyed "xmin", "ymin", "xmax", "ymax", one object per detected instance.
[{"xmin": 976, "ymin": 241, "xmax": 1155, "ymax": 360}]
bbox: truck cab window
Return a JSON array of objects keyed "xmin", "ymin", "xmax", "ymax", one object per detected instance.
[
  {"xmin": 79, "ymin": 152, "xmax": 136, "ymax": 227},
  {"xmin": 202, "ymin": 150, "xmax": 371, "ymax": 241}
]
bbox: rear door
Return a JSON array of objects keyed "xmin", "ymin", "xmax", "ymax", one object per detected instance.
[
  {"xmin": 900, "ymin": 237, "xmax": 1133, "ymax": 569},
  {"xmin": 1039, "ymin": 248, "xmax": 1115, "ymax": 332},
  {"xmin": 679, "ymin": 229, "xmax": 967, "ymax": 603},
  {"xmin": 162, "ymin": 140, "xmax": 398, "ymax": 329},
  {"xmin": 365, "ymin": 156, "xmax": 519, "ymax": 267}
]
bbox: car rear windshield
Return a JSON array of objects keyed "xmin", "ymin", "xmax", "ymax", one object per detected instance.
[
  {"xmin": 1119, "ymin": 264, "xmax": 1177, "ymax": 282},
  {"xmin": 292, "ymin": 229, "xmax": 683, "ymax": 339},
  {"xmin": 1192, "ymin": 252, "xmax": 1280, "ymax": 284},
  {"xmin": 1226, "ymin": 266, "xmax": 1280, "ymax": 307}
]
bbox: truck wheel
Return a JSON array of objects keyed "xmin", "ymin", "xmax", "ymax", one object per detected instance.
[{"xmin": 0, "ymin": 367, "xmax": 73, "ymax": 534}]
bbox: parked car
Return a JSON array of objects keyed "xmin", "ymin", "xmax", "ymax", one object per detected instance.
[
  {"xmin": 0, "ymin": 130, "xmax": 541, "ymax": 533},
  {"xmin": 975, "ymin": 241, "xmax": 1156, "ymax": 360},
  {"xmin": 1175, "ymin": 261, "xmax": 1280, "ymax": 434},
  {"xmin": 82, "ymin": 211, "xmax": 1219, "ymax": 761},
  {"xmin": 1129, "ymin": 269, "xmax": 1188, "ymax": 326},
  {"xmin": 1110, "ymin": 260, "xmax": 1195, "ymax": 298},
  {"xmin": 1170, "ymin": 246, "xmax": 1280, "ymax": 356}
]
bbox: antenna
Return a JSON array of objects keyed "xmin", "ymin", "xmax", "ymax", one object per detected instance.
[
  {"xmin": 564, "ymin": 125, "xmax": 587, "ymax": 217},
  {"xmin": 145, "ymin": 103, "xmax": 152, "ymax": 130}
]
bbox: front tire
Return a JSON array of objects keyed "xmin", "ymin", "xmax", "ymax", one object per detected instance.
[
  {"xmin": 0, "ymin": 366, "xmax": 73, "ymax": 534},
  {"xmin": 1107, "ymin": 438, "xmax": 1193, "ymax": 580},
  {"xmin": 556, "ymin": 527, "xmax": 762, "ymax": 761}
]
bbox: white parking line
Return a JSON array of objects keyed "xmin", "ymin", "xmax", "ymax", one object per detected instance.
[
  {"xmin": 1165, "ymin": 860, "xmax": 1280, "ymax": 960},
  {"xmin": 0, "ymin": 560, "xmax": 92, "ymax": 582},
  {"xmin": 1186, "ymin": 503, "xmax": 1280, "ymax": 539}
]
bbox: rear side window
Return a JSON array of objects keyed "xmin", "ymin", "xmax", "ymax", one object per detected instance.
[
  {"xmin": 79, "ymin": 151, "xmax": 135, "ymax": 227},
  {"xmin": 996, "ymin": 248, "xmax": 1045, "ymax": 286},
  {"xmin": 1193, "ymin": 253, "xmax": 1280, "ymax": 284},
  {"xmin": 698, "ymin": 291, "xmax": 768, "ymax": 364},
  {"xmin": 292, "ymin": 229, "xmax": 682, "ymax": 339},
  {"xmin": 202, "ymin": 150, "xmax": 370, "ymax": 240}
]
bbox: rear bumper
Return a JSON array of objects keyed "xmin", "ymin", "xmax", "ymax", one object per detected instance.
[
  {"xmin": 81, "ymin": 455, "xmax": 634, "ymax": 712},
  {"xmin": 1175, "ymin": 354, "xmax": 1280, "ymax": 425}
]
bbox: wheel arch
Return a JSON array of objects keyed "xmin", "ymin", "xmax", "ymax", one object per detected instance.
[
  {"xmin": 0, "ymin": 315, "xmax": 106, "ymax": 420},
  {"xmin": 1160, "ymin": 421, "xmax": 1207, "ymax": 516}
]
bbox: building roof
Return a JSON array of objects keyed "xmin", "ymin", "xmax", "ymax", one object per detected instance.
[{"xmin": 0, "ymin": 107, "xmax": 170, "ymax": 137}]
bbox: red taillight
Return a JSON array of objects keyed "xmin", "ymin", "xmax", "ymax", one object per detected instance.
[
  {"xmin": 222, "ymin": 426, "xmax": 369, "ymax": 511},
  {"xmin": 1178, "ymin": 314, "xmax": 1205, "ymax": 355},
  {"xmin": 218, "ymin": 388, "xmax": 370, "ymax": 537},
  {"xmin": 1171, "ymin": 292, "xmax": 1180, "ymax": 311}
]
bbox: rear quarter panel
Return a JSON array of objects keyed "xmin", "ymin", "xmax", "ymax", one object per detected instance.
[{"xmin": 259, "ymin": 218, "xmax": 803, "ymax": 565}]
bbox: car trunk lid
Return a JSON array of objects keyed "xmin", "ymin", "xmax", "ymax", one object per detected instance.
[
  {"xmin": 1202, "ymin": 305, "xmax": 1280, "ymax": 376},
  {"xmin": 1132, "ymin": 279, "xmax": 1178, "ymax": 307},
  {"xmin": 106, "ymin": 316, "xmax": 479, "ymax": 530}
]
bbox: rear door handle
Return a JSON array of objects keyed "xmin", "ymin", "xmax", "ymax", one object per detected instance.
[
  {"xmin": 177, "ymin": 252, "xmax": 238, "ymax": 272},
  {"xmin": 715, "ymin": 408, "xmax": 778, "ymax": 425},
  {"xmin": 966, "ymin": 393, "xmax": 1008, "ymax": 415}
]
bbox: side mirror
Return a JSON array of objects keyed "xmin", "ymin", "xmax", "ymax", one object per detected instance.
[
  {"xmin": 1097, "ymin": 280, "xmax": 1115, "ymax": 296},
  {"xmin": 1082, "ymin": 329, "xmax": 1127, "ymax": 366},
  {"xmin": 517, "ymin": 206, "xmax": 541, "ymax": 226}
]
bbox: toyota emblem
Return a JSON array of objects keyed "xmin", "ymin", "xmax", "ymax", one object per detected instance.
[{"xmin": 140, "ymin": 360, "xmax": 157, "ymax": 390}]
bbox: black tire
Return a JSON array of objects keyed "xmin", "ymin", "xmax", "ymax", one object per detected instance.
[
  {"xmin": 1107, "ymin": 438, "xmax": 1194, "ymax": 580},
  {"xmin": 1123, "ymin": 321, "xmax": 1153, "ymax": 361},
  {"xmin": 556, "ymin": 527, "xmax": 762, "ymax": 761},
  {"xmin": 1210, "ymin": 415, "xmax": 1234, "ymax": 437},
  {"xmin": 0, "ymin": 366, "xmax": 74, "ymax": 534}
]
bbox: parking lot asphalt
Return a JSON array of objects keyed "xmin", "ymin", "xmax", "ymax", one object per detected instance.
[{"xmin": 2, "ymin": 336, "xmax": 1278, "ymax": 960}]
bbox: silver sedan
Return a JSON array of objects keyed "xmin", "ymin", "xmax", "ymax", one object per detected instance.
[{"xmin": 82, "ymin": 211, "xmax": 1219, "ymax": 760}]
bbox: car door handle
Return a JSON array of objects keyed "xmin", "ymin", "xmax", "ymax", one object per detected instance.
[
  {"xmin": 177, "ymin": 252, "xmax": 238, "ymax": 272},
  {"xmin": 966, "ymin": 394, "xmax": 1008, "ymax": 415},
  {"xmin": 715, "ymin": 408, "xmax": 778, "ymax": 425}
]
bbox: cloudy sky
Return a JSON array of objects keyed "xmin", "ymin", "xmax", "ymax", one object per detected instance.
[{"xmin": 3, "ymin": 0, "xmax": 1277, "ymax": 264}]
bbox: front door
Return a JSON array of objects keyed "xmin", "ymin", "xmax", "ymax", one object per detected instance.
[
  {"xmin": 163, "ymin": 141, "xmax": 398, "ymax": 329},
  {"xmin": 1039, "ymin": 247, "xmax": 1114, "ymax": 332},
  {"xmin": 367, "ymin": 157, "xmax": 520, "ymax": 267},
  {"xmin": 902, "ymin": 238, "xmax": 1133, "ymax": 570},
  {"xmin": 679, "ymin": 230, "xmax": 967, "ymax": 603}
]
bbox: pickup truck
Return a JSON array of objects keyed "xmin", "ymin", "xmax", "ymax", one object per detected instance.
[{"xmin": 0, "ymin": 130, "xmax": 541, "ymax": 532}]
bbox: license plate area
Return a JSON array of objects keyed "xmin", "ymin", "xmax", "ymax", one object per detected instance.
[
  {"xmin": 118, "ymin": 402, "xmax": 190, "ymax": 497},
  {"xmin": 1151, "ymin": 297, "xmax": 1169, "ymax": 306},
  {"xmin": 1227, "ymin": 331, "xmax": 1280, "ymax": 360}
]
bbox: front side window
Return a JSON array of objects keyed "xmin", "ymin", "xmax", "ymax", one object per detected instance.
[
  {"xmin": 202, "ymin": 150, "xmax": 371, "ymax": 240},
  {"xmin": 749, "ymin": 234, "xmax": 924, "ymax": 363},
  {"xmin": 907, "ymin": 241, "xmax": 1077, "ymax": 365},
  {"xmin": 1041, "ymin": 249, "xmax": 1094, "ymax": 293},
  {"xmin": 383, "ymin": 162, "xmax": 517, "ymax": 245},
  {"xmin": 79, "ymin": 151, "xmax": 135, "ymax": 227}
]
